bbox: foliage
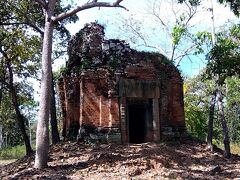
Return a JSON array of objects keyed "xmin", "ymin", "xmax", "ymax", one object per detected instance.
[
  {"xmin": 185, "ymin": 75, "xmax": 240, "ymax": 148},
  {"xmin": 172, "ymin": 25, "xmax": 187, "ymax": 46},
  {"xmin": 0, "ymin": 82, "xmax": 37, "ymax": 147},
  {"xmin": 0, "ymin": 0, "xmax": 78, "ymax": 61},
  {"xmin": 0, "ymin": 145, "xmax": 25, "ymax": 160},
  {"xmin": 225, "ymin": 76, "xmax": 240, "ymax": 107},
  {"xmin": 184, "ymin": 75, "xmax": 212, "ymax": 140},
  {"xmin": 193, "ymin": 24, "xmax": 240, "ymax": 84},
  {"xmin": 0, "ymin": 27, "xmax": 41, "ymax": 78},
  {"xmin": 0, "ymin": 4, "xmax": 42, "ymax": 152},
  {"xmin": 194, "ymin": 31, "xmax": 212, "ymax": 55},
  {"xmin": 206, "ymin": 24, "xmax": 240, "ymax": 84},
  {"xmin": 0, "ymin": 94, "xmax": 22, "ymax": 146},
  {"xmin": 225, "ymin": 76, "xmax": 240, "ymax": 143},
  {"xmin": 0, "ymin": 0, "xmax": 80, "ymax": 152}
]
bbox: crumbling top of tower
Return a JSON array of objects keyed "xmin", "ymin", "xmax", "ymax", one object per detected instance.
[{"xmin": 63, "ymin": 22, "xmax": 178, "ymax": 78}]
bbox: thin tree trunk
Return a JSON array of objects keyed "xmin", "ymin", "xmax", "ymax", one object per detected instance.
[
  {"xmin": 0, "ymin": 85, "xmax": 2, "ymax": 108},
  {"xmin": 230, "ymin": 102, "xmax": 238, "ymax": 142},
  {"xmin": 206, "ymin": 90, "xmax": 216, "ymax": 151},
  {"xmin": 14, "ymin": 110, "xmax": 33, "ymax": 156},
  {"xmin": 216, "ymin": 88, "xmax": 231, "ymax": 158},
  {"xmin": 33, "ymin": 0, "xmax": 125, "ymax": 169},
  {"xmin": 6, "ymin": 62, "xmax": 33, "ymax": 156},
  {"xmin": 237, "ymin": 104, "xmax": 240, "ymax": 124},
  {"xmin": 50, "ymin": 72, "xmax": 60, "ymax": 144},
  {"xmin": 34, "ymin": 19, "xmax": 54, "ymax": 168}
]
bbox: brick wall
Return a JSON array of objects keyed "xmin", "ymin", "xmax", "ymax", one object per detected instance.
[
  {"xmin": 80, "ymin": 69, "xmax": 120, "ymax": 129},
  {"xmin": 58, "ymin": 63, "xmax": 185, "ymax": 141},
  {"xmin": 58, "ymin": 22, "xmax": 185, "ymax": 142}
]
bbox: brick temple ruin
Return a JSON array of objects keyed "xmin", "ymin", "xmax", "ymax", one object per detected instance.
[{"xmin": 58, "ymin": 22, "xmax": 185, "ymax": 143}]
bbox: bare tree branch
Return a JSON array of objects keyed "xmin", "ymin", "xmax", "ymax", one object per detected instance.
[
  {"xmin": 151, "ymin": 4, "xmax": 172, "ymax": 38},
  {"xmin": 53, "ymin": 1, "xmax": 127, "ymax": 22},
  {"xmin": 174, "ymin": 44, "xmax": 197, "ymax": 66},
  {"xmin": 184, "ymin": 1, "xmax": 192, "ymax": 17},
  {"xmin": 113, "ymin": 0, "xmax": 123, "ymax": 6},
  {"xmin": 170, "ymin": 44, "xmax": 177, "ymax": 62},
  {"xmin": 171, "ymin": 0, "xmax": 178, "ymax": 22},
  {"xmin": 152, "ymin": 4, "xmax": 166, "ymax": 27},
  {"xmin": 118, "ymin": 18, "xmax": 168, "ymax": 57},
  {"xmin": 184, "ymin": 1, "xmax": 197, "ymax": 25}
]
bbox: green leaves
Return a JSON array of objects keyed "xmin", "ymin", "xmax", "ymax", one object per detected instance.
[
  {"xmin": 185, "ymin": 74, "xmax": 240, "ymax": 142},
  {"xmin": 225, "ymin": 76, "xmax": 240, "ymax": 108},
  {"xmin": 206, "ymin": 24, "xmax": 240, "ymax": 84},
  {"xmin": 0, "ymin": 26, "xmax": 40, "ymax": 148},
  {"xmin": 184, "ymin": 76, "xmax": 212, "ymax": 140},
  {"xmin": 194, "ymin": 24, "xmax": 240, "ymax": 85},
  {"xmin": 172, "ymin": 25, "xmax": 186, "ymax": 45},
  {"xmin": 0, "ymin": 28, "xmax": 41, "ymax": 79},
  {"xmin": 193, "ymin": 31, "xmax": 212, "ymax": 55}
]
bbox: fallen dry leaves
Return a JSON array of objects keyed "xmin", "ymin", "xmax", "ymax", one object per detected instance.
[{"xmin": 1, "ymin": 140, "xmax": 240, "ymax": 179}]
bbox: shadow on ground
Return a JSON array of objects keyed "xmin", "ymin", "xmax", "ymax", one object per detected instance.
[{"xmin": 1, "ymin": 140, "xmax": 240, "ymax": 179}]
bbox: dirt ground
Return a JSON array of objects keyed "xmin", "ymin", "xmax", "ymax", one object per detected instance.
[
  {"xmin": 0, "ymin": 160, "xmax": 16, "ymax": 167},
  {"xmin": 1, "ymin": 140, "xmax": 240, "ymax": 180}
]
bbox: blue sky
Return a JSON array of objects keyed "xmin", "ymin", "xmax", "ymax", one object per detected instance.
[
  {"xmin": 29, "ymin": 0, "xmax": 239, "ymax": 114},
  {"xmin": 54, "ymin": 0, "xmax": 239, "ymax": 77}
]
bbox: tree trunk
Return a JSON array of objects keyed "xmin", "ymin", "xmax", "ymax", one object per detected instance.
[
  {"xmin": 0, "ymin": 85, "xmax": 2, "ymax": 108},
  {"xmin": 50, "ymin": 72, "xmax": 60, "ymax": 144},
  {"xmin": 34, "ymin": 20, "xmax": 54, "ymax": 169},
  {"xmin": 230, "ymin": 102, "xmax": 238, "ymax": 142},
  {"xmin": 206, "ymin": 90, "xmax": 217, "ymax": 151},
  {"xmin": 6, "ymin": 62, "xmax": 33, "ymax": 156},
  {"xmin": 15, "ymin": 111, "xmax": 33, "ymax": 156},
  {"xmin": 33, "ymin": 0, "xmax": 125, "ymax": 169},
  {"xmin": 216, "ymin": 89, "xmax": 231, "ymax": 158}
]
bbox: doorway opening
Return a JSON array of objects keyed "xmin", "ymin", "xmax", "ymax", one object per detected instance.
[{"xmin": 128, "ymin": 99, "xmax": 153, "ymax": 143}]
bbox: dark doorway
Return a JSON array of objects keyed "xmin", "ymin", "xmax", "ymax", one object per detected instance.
[{"xmin": 128, "ymin": 99, "xmax": 153, "ymax": 143}]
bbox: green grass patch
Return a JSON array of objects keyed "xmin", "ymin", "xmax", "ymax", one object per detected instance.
[
  {"xmin": 0, "ymin": 144, "xmax": 35, "ymax": 160},
  {"xmin": 213, "ymin": 139, "xmax": 240, "ymax": 155}
]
